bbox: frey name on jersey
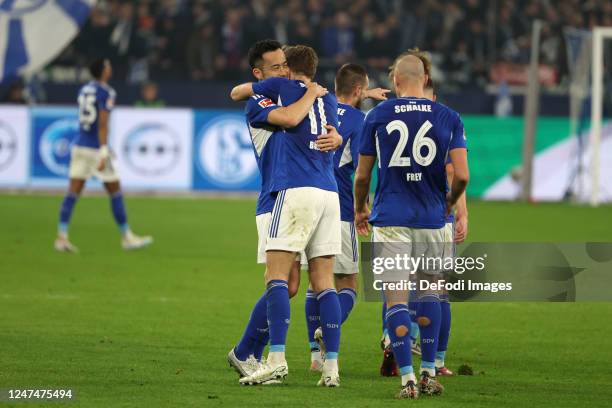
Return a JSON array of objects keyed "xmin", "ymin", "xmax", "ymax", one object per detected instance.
[
  {"xmin": 395, "ymin": 104, "xmax": 432, "ymax": 113},
  {"xmin": 406, "ymin": 172, "xmax": 422, "ymax": 182}
]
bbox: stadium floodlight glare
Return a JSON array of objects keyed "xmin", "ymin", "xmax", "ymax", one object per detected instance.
[{"xmin": 590, "ymin": 27, "xmax": 612, "ymax": 207}]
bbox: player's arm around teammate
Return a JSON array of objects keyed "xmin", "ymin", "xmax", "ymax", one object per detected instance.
[
  {"xmin": 239, "ymin": 46, "xmax": 343, "ymax": 388},
  {"xmin": 231, "ymin": 80, "xmax": 344, "ymax": 152}
]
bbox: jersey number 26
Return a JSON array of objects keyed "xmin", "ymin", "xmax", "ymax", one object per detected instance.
[{"xmin": 379, "ymin": 120, "xmax": 436, "ymax": 168}]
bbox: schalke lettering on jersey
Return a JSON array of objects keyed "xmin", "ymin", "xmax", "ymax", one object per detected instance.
[{"xmin": 360, "ymin": 97, "xmax": 467, "ymax": 229}]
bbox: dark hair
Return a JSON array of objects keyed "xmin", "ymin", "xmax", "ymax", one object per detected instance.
[
  {"xmin": 89, "ymin": 59, "xmax": 107, "ymax": 79},
  {"xmin": 284, "ymin": 45, "xmax": 318, "ymax": 79},
  {"xmin": 335, "ymin": 63, "xmax": 368, "ymax": 96},
  {"xmin": 247, "ymin": 40, "xmax": 283, "ymax": 69}
]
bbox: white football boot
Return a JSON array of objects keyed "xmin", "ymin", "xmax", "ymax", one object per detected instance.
[
  {"xmin": 54, "ymin": 236, "xmax": 79, "ymax": 253},
  {"xmin": 239, "ymin": 360, "xmax": 288, "ymax": 385},
  {"xmin": 227, "ymin": 349, "xmax": 258, "ymax": 378},
  {"xmin": 121, "ymin": 231, "xmax": 153, "ymax": 250},
  {"xmin": 317, "ymin": 362, "xmax": 340, "ymax": 387}
]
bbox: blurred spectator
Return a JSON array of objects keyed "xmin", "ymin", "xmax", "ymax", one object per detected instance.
[
  {"xmin": 217, "ymin": 9, "xmax": 245, "ymax": 79},
  {"xmin": 135, "ymin": 82, "xmax": 165, "ymax": 107},
  {"xmin": 289, "ymin": 15, "xmax": 317, "ymax": 49},
  {"xmin": 107, "ymin": 3, "xmax": 148, "ymax": 80},
  {"xmin": 42, "ymin": 0, "xmax": 612, "ymax": 89},
  {"xmin": 2, "ymin": 80, "xmax": 28, "ymax": 104},
  {"xmin": 320, "ymin": 11, "xmax": 356, "ymax": 64},
  {"xmin": 362, "ymin": 21, "xmax": 395, "ymax": 70},
  {"xmin": 186, "ymin": 22, "xmax": 220, "ymax": 80}
]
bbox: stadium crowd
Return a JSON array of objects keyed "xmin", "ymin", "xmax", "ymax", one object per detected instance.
[{"xmin": 47, "ymin": 0, "xmax": 612, "ymax": 88}]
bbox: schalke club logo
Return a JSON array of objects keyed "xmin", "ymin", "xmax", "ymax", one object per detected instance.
[
  {"xmin": 196, "ymin": 115, "xmax": 257, "ymax": 187},
  {"xmin": 122, "ymin": 123, "xmax": 181, "ymax": 176},
  {"xmin": 39, "ymin": 119, "xmax": 78, "ymax": 176},
  {"xmin": 0, "ymin": 120, "xmax": 18, "ymax": 171}
]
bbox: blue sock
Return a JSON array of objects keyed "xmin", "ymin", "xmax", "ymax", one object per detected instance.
[
  {"xmin": 266, "ymin": 280, "xmax": 290, "ymax": 353},
  {"xmin": 110, "ymin": 192, "xmax": 129, "ymax": 234},
  {"xmin": 338, "ymin": 288, "xmax": 356, "ymax": 324},
  {"xmin": 234, "ymin": 293, "xmax": 269, "ymax": 361},
  {"xmin": 305, "ymin": 289, "xmax": 320, "ymax": 351},
  {"xmin": 417, "ymin": 295, "xmax": 441, "ymax": 374},
  {"xmin": 381, "ymin": 302, "xmax": 387, "ymax": 334},
  {"xmin": 252, "ymin": 333, "xmax": 268, "ymax": 361},
  {"xmin": 58, "ymin": 192, "xmax": 78, "ymax": 234},
  {"xmin": 385, "ymin": 304, "xmax": 414, "ymax": 379},
  {"xmin": 318, "ymin": 288, "xmax": 341, "ymax": 359},
  {"xmin": 437, "ymin": 296, "xmax": 451, "ymax": 366},
  {"xmin": 408, "ymin": 299, "xmax": 420, "ymax": 344}
]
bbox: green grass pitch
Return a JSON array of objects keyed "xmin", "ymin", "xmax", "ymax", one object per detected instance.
[{"xmin": 1, "ymin": 194, "xmax": 611, "ymax": 407}]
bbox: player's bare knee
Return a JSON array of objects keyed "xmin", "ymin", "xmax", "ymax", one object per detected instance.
[
  {"xmin": 395, "ymin": 325, "xmax": 409, "ymax": 337},
  {"xmin": 335, "ymin": 273, "xmax": 357, "ymax": 291},
  {"xmin": 417, "ymin": 316, "xmax": 431, "ymax": 327},
  {"xmin": 288, "ymin": 280, "xmax": 300, "ymax": 298}
]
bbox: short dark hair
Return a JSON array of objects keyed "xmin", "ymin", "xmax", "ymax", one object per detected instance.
[
  {"xmin": 284, "ymin": 45, "xmax": 318, "ymax": 79},
  {"xmin": 89, "ymin": 59, "xmax": 107, "ymax": 79},
  {"xmin": 335, "ymin": 63, "xmax": 368, "ymax": 96},
  {"xmin": 248, "ymin": 40, "xmax": 283, "ymax": 69}
]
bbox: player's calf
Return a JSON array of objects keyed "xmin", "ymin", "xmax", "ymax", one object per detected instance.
[
  {"xmin": 436, "ymin": 294, "xmax": 452, "ymax": 374},
  {"xmin": 385, "ymin": 303, "xmax": 417, "ymax": 391},
  {"xmin": 335, "ymin": 274, "xmax": 357, "ymax": 324},
  {"xmin": 55, "ymin": 187, "xmax": 82, "ymax": 252}
]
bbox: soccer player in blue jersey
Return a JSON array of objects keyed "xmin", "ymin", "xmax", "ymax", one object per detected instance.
[
  {"xmin": 424, "ymin": 79, "xmax": 469, "ymax": 377},
  {"xmin": 306, "ymin": 63, "xmax": 391, "ymax": 371},
  {"xmin": 231, "ymin": 45, "xmax": 343, "ymax": 387},
  {"xmin": 54, "ymin": 59, "xmax": 152, "ymax": 253},
  {"xmin": 226, "ymin": 40, "xmax": 339, "ymax": 379},
  {"xmin": 379, "ymin": 49, "xmax": 470, "ymax": 379},
  {"xmin": 354, "ymin": 55, "xmax": 469, "ymax": 399}
]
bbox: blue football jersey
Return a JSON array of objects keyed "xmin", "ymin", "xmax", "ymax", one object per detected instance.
[
  {"xmin": 252, "ymin": 77, "xmax": 339, "ymax": 193},
  {"xmin": 245, "ymin": 93, "xmax": 283, "ymax": 215},
  {"xmin": 335, "ymin": 102, "xmax": 365, "ymax": 222},
  {"xmin": 74, "ymin": 81, "xmax": 116, "ymax": 148},
  {"xmin": 360, "ymin": 97, "xmax": 467, "ymax": 229}
]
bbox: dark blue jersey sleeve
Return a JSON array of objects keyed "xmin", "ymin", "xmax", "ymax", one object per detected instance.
[
  {"xmin": 97, "ymin": 87, "xmax": 115, "ymax": 112},
  {"xmin": 350, "ymin": 117, "xmax": 364, "ymax": 165},
  {"xmin": 359, "ymin": 109, "xmax": 379, "ymax": 156},
  {"xmin": 449, "ymin": 113, "xmax": 467, "ymax": 150},
  {"xmin": 324, "ymin": 94, "xmax": 339, "ymax": 130},
  {"xmin": 245, "ymin": 94, "xmax": 280, "ymax": 127},
  {"xmin": 252, "ymin": 77, "xmax": 286, "ymax": 102}
]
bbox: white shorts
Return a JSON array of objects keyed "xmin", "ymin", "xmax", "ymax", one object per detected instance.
[
  {"xmin": 256, "ymin": 212, "xmax": 307, "ymax": 266},
  {"xmin": 266, "ymin": 187, "xmax": 341, "ymax": 260},
  {"xmin": 69, "ymin": 146, "xmax": 119, "ymax": 182},
  {"xmin": 334, "ymin": 221, "xmax": 359, "ymax": 275},
  {"xmin": 372, "ymin": 225, "xmax": 453, "ymax": 276},
  {"xmin": 372, "ymin": 225, "xmax": 453, "ymax": 244},
  {"xmin": 445, "ymin": 222, "xmax": 455, "ymax": 256}
]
